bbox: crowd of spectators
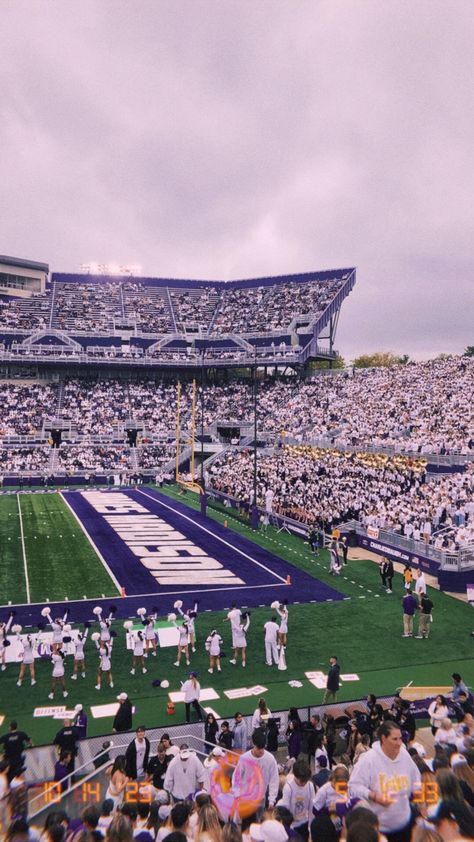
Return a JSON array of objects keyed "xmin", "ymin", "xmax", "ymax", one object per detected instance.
[
  {"xmin": 0, "ymin": 382, "xmax": 59, "ymax": 436},
  {"xmin": 0, "ymin": 274, "xmax": 346, "ymax": 336},
  {"xmin": 214, "ymin": 278, "xmax": 345, "ymax": 333},
  {"xmin": 270, "ymin": 357, "xmax": 474, "ymax": 456},
  {"xmin": 4, "ymin": 682, "xmax": 474, "ymax": 841},
  {"xmin": 56, "ymin": 446, "xmax": 131, "ymax": 473},
  {"xmin": 209, "ymin": 446, "xmax": 474, "ymax": 549},
  {"xmin": 0, "ymin": 447, "xmax": 50, "ymax": 473}
]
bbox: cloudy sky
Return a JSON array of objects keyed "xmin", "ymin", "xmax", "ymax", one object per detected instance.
[{"xmin": 1, "ymin": 0, "xmax": 472, "ymax": 361}]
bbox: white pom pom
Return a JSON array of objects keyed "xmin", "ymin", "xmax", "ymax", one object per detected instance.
[
  {"xmin": 12, "ymin": 624, "xmax": 22, "ymax": 634},
  {"xmin": 161, "ymin": 679, "xmax": 170, "ymax": 689},
  {"xmin": 91, "ymin": 632, "xmax": 100, "ymax": 642},
  {"xmin": 63, "ymin": 624, "xmax": 72, "ymax": 633},
  {"xmin": 93, "ymin": 606, "xmax": 102, "ymax": 616},
  {"xmin": 41, "ymin": 607, "xmax": 51, "ymax": 617},
  {"xmin": 167, "ymin": 613, "xmax": 177, "ymax": 622},
  {"xmin": 137, "ymin": 607, "xmax": 146, "ymax": 616},
  {"xmin": 174, "ymin": 600, "xmax": 183, "ymax": 610},
  {"xmin": 123, "ymin": 620, "xmax": 133, "ymax": 630},
  {"xmin": 271, "ymin": 601, "xmax": 280, "ymax": 610}
]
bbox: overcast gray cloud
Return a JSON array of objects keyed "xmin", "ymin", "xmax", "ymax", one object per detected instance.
[{"xmin": 1, "ymin": 0, "xmax": 473, "ymax": 361}]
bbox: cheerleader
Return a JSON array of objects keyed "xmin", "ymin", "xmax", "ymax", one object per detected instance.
[
  {"xmin": 93, "ymin": 634, "xmax": 114, "ymax": 690},
  {"xmin": 41, "ymin": 607, "xmax": 69, "ymax": 653},
  {"xmin": 169, "ymin": 614, "xmax": 190, "ymax": 667},
  {"xmin": 175, "ymin": 601, "xmax": 198, "ymax": 652},
  {"xmin": 205, "ymin": 630, "xmax": 223, "ymax": 674},
  {"xmin": 48, "ymin": 649, "xmax": 68, "ymax": 699},
  {"xmin": 144, "ymin": 613, "xmax": 158, "ymax": 656},
  {"xmin": 93, "ymin": 605, "xmax": 116, "ymax": 643},
  {"xmin": 137, "ymin": 607, "xmax": 158, "ymax": 657},
  {"xmin": 0, "ymin": 611, "xmax": 14, "ymax": 671},
  {"xmin": 71, "ymin": 627, "xmax": 89, "ymax": 680},
  {"xmin": 274, "ymin": 600, "xmax": 289, "ymax": 647},
  {"xmin": 16, "ymin": 630, "xmax": 37, "ymax": 687},
  {"xmin": 229, "ymin": 612, "xmax": 250, "ymax": 667},
  {"xmin": 130, "ymin": 631, "xmax": 147, "ymax": 675}
]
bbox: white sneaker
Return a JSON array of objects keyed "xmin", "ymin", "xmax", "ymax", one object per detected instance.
[
  {"xmin": 130, "ymin": 668, "xmax": 135, "ymax": 675},
  {"xmin": 1, "ymin": 665, "xmax": 6, "ymax": 671},
  {"xmin": 208, "ymin": 668, "xmax": 213, "ymax": 673},
  {"xmin": 217, "ymin": 666, "xmax": 221, "ymax": 672},
  {"xmin": 71, "ymin": 674, "xmax": 77, "ymax": 680},
  {"xmin": 142, "ymin": 668, "xmax": 147, "ymax": 674},
  {"xmin": 63, "ymin": 691, "xmax": 68, "ymax": 698},
  {"xmin": 81, "ymin": 673, "xmax": 86, "ymax": 678},
  {"xmin": 229, "ymin": 659, "xmax": 236, "ymax": 665},
  {"xmin": 16, "ymin": 681, "xmax": 22, "ymax": 687},
  {"xmin": 186, "ymin": 660, "xmax": 190, "ymax": 666},
  {"xmin": 95, "ymin": 684, "xmax": 101, "ymax": 690},
  {"xmin": 386, "ymin": 589, "xmax": 392, "ymax": 594},
  {"xmin": 242, "ymin": 663, "xmax": 246, "ymax": 667},
  {"xmin": 31, "ymin": 680, "xmax": 36, "ymax": 686},
  {"xmin": 48, "ymin": 693, "xmax": 54, "ymax": 699},
  {"xmin": 110, "ymin": 682, "xmax": 114, "ymax": 688},
  {"xmin": 174, "ymin": 661, "xmax": 179, "ymax": 667},
  {"xmin": 402, "ymin": 634, "xmax": 410, "ymax": 637},
  {"xmin": 152, "ymin": 651, "xmax": 157, "ymax": 657},
  {"xmin": 192, "ymin": 648, "xmax": 196, "ymax": 653}
]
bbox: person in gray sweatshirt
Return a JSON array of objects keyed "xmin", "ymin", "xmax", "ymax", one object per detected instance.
[
  {"xmin": 232, "ymin": 712, "xmax": 248, "ymax": 752},
  {"xmin": 349, "ymin": 721, "xmax": 421, "ymax": 842}
]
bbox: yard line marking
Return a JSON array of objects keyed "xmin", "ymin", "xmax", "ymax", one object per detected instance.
[
  {"xmin": 17, "ymin": 494, "xmax": 31, "ymax": 603},
  {"xmin": 59, "ymin": 492, "xmax": 121, "ymax": 594},
  {"xmin": 136, "ymin": 489, "xmax": 288, "ymax": 583}
]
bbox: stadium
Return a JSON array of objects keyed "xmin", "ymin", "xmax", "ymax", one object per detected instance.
[{"xmin": 0, "ymin": 253, "xmax": 473, "ymax": 835}]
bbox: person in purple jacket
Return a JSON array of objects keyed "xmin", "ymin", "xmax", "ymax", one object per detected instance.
[{"xmin": 402, "ymin": 589, "xmax": 418, "ymax": 638}]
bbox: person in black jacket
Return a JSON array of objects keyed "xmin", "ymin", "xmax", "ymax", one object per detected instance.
[
  {"xmin": 204, "ymin": 713, "xmax": 219, "ymax": 754},
  {"xmin": 146, "ymin": 742, "xmax": 170, "ymax": 790},
  {"xmin": 113, "ymin": 692, "xmax": 133, "ymax": 733},
  {"xmin": 125, "ymin": 727, "xmax": 150, "ymax": 780},
  {"xmin": 54, "ymin": 718, "xmax": 80, "ymax": 775},
  {"xmin": 323, "ymin": 656, "xmax": 340, "ymax": 704}
]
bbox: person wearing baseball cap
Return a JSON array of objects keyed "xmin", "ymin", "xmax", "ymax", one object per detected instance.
[
  {"xmin": 113, "ymin": 692, "xmax": 133, "ymax": 733},
  {"xmin": 163, "ymin": 743, "xmax": 205, "ymax": 801},
  {"xmin": 250, "ymin": 819, "xmax": 288, "ymax": 842}
]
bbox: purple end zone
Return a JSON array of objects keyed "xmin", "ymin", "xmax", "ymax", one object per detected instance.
[{"xmin": 8, "ymin": 487, "xmax": 343, "ymax": 627}]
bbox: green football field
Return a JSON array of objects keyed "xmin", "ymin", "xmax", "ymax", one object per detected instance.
[{"xmin": 0, "ymin": 486, "xmax": 471, "ymax": 745}]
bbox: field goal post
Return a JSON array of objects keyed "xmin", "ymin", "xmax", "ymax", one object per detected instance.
[{"xmin": 175, "ymin": 380, "xmax": 207, "ymax": 513}]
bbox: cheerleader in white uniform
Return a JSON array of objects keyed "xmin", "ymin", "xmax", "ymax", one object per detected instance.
[
  {"xmin": 205, "ymin": 630, "xmax": 223, "ymax": 674},
  {"xmin": 17, "ymin": 631, "xmax": 37, "ymax": 686},
  {"xmin": 229, "ymin": 612, "xmax": 250, "ymax": 667},
  {"xmin": 49, "ymin": 649, "xmax": 68, "ymax": 699},
  {"xmin": 170, "ymin": 616, "xmax": 190, "ymax": 667},
  {"xmin": 71, "ymin": 627, "xmax": 89, "ymax": 680},
  {"xmin": 175, "ymin": 601, "xmax": 198, "ymax": 652},
  {"xmin": 130, "ymin": 631, "xmax": 147, "ymax": 675},
  {"xmin": 276, "ymin": 602, "xmax": 289, "ymax": 648},
  {"xmin": 0, "ymin": 612, "xmax": 14, "ymax": 671},
  {"xmin": 143, "ymin": 613, "xmax": 158, "ymax": 657},
  {"xmin": 94, "ymin": 637, "xmax": 114, "ymax": 690},
  {"xmin": 41, "ymin": 607, "xmax": 69, "ymax": 653}
]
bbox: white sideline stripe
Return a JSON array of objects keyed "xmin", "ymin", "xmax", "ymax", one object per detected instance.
[
  {"xmin": 0, "ymin": 581, "xmax": 288, "ymax": 610},
  {"xmin": 59, "ymin": 492, "xmax": 121, "ymax": 593},
  {"xmin": 136, "ymin": 489, "xmax": 288, "ymax": 584},
  {"xmin": 17, "ymin": 494, "xmax": 31, "ymax": 603}
]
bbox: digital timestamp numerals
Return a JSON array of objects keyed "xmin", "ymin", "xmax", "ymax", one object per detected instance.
[
  {"xmin": 43, "ymin": 782, "xmax": 152, "ymax": 804},
  {"xmin": 332, "ymin": 781, "xmax": 439, "ymax": 805}
]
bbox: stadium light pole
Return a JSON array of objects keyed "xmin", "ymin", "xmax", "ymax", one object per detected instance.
[{"xmin": 251, "ymin": 347, "xmax": 259, "ymax": 530}]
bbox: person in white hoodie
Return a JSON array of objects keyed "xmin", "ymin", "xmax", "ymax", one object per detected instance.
[
  {"xmin": 233, "ymin": 728, "xmax": 279, "ymax": 816},
  {"xmin": 349, "ymin": 721, "xmax": 421, "ymax": 842},
  {"xmin": 163, "ymin": 744, "xmax": 205, "ymax": 802},
  {"xmin": 277, "ymin": 759, "xmax": 314, "ymax": 835}
]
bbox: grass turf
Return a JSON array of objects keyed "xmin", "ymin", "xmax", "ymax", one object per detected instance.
[
  {"xmin": 0, "ymin": 485, "xmax": 471, "ymax": 745},
  {"xmin": 2, "ymin": 493, "xmax": 120, "ymax": 604}
]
